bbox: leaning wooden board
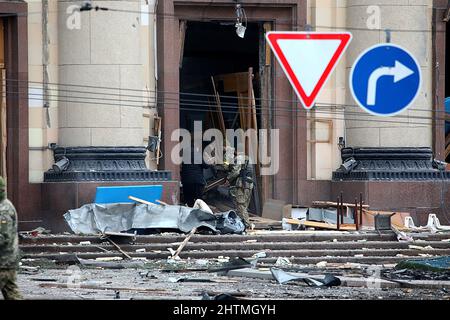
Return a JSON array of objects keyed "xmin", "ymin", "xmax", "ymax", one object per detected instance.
[{"xmin": 299, "ymin": 220, "xmax": 356, "ymax": 231}]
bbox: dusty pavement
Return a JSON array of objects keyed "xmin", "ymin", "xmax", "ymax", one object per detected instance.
[
  {"xmin": 12, "ymin": 231, "xmax": 450, "ymax": 300},
  {"xmin": 14, "ymin": 264, "xmax": 450, "ymax": 300}
]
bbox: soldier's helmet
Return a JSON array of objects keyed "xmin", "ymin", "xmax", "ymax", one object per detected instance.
[
  {"xmin": 0, "ymin": 176, "xmax": 5, "ymax": 201},
  {"xmin": 223, "ymin": 146, "xmax": 235, "ymax": 165},
  {"xmin": 235, "ymin": 152, "xmax": 248, "ymax": 165}
]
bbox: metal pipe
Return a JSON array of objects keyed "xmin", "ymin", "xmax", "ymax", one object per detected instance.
[
  {"xmin": 354, "ymin": 198, "xmax": 359, "ymax": 231},
  {"xmin": 336, "ymin": 196, "xmax": 340, "ymax": 230},
  {"xmin": 340, "ymin": 192, "xmax": 344, "ymax": 224},
  {"xmin": 359, "ymin": 192, "xmax": 363, "ymax": 225}
]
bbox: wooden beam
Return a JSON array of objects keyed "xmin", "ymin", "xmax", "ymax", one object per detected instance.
[
  {"xmin": 128, "ymin": 195, "xmax": 158, "ymax": 206},
  {"xmin": 106, "ymin": 238, "xmax": 132, "ymax": 260},
  {"xmin": 312, "ymin": 201, "xmax": 369, "ymax": 208},
  {"xmin": 299, "ymin": 220, "xmax": 356, "ymax": 231},
  {"xmin": 172, "ymin": 227, "xmax": 197, "ymax": 259},
  {"xmin": 210, "ymin": 76, "xmax": 226, "ymax": 135}
]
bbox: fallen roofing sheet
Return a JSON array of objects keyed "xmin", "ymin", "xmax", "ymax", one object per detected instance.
[{"xmin": 64, "ymin": 203, "xmax": 245, "ymax": 235}]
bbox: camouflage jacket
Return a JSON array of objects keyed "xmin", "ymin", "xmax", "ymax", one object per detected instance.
[
  {"xmin": 226, "ymin": 162, "xmax": 253, "ymax": 190},
  {"xmin": 0, "ymin": 199, "xmax": 19, "ymax": 269}
]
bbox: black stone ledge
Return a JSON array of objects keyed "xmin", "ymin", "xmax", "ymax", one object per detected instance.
[
  {"xmin": 44, "ymin": 146, "xmax": 172, "ymax": 182},
  {"xmin": 333, "ymin": 147, "xmax": 450, "ymax": 181}
]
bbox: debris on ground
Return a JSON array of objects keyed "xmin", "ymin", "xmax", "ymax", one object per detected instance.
[
  {"xmin": 77, "ymin": 257, "xmax": 146, "ymax": 269},
  {"xmin": 19, "ymin": 227, "xmax": 51, "ymax": 237},
  {"xmin": 270, "ymin": 267, "xmax": 341, "ymax": 287},
  {"xmin": 394, "ymin": 256, "xmax": 450, "ymax": 272},
  {"xmin": 275, "ymin": 257, "xmax": 292, "ymax": 267},
  {"xmin": 382, "ymin": 268, "xmax": 450, "ymax": 281}
]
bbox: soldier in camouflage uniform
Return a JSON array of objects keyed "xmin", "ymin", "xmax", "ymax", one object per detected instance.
[
  {"xmin": 224, "ymin": 152, "xmax": 254, "ymax": 228},
  {"xmin": 0, "ymin": 177, "xmax": 22, "ymax": 300}
]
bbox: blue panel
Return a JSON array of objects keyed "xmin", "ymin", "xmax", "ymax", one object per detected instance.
[{"xmin": 94, "ymin": 185, "xmax": 163, "ymax": 204}]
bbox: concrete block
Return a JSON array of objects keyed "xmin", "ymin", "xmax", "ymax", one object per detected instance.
[
  {"xmin": 29, "ymin": 108, "xmax": 44, "ymax": 128},
  {"xmin": 29, "ymin": 128, "xmax": 44, "ymax": 148},
  {"xmin": 120, "ymin": 64, "xmax": 144, "ymax": 94},
  {"xmin": 29, "ymin": 170, "xmax": 44, "ymax": 183},
  {"xmin": 58, "ymin": 1, "xmax": 91, "ymax": 65},
  {"xmin": 28, "ymin": 25, "xmax": 43, "ymax": 66},
  {"xmin": 27, "ymin": 1, "xmax": 42, "ymax": 25},
  {"xmin": 59, "ymin": 64, "xmax": 120, "ymax": 89},
  {"xmin": 90, "ymin": 1, "xmax": 141, "ymax": 65},
  {"xmin": 66, "ymin": 103, "xmax": 120, "ymax": 128},
  {"xmin": 390, "ymin": 32, "xmax": 430, "ymax": 67},
  {"xmin": 59, "ymin": 128, "xmax": 91, "ymax": 146},
  {"xmin": 28, "ymin": 65, "xmax": 44, "ymax": 83},
  {"xmin": 345, "ymin": 30, "xmax": 382, "ymax": 67},
  {"xmin": 346, "ymin": 127, "xmax": 380, "ymax": 147},
  {"xmin": 29, "ymin": 150, "xmax": 44, "ymax": 171},
  {"xmin": 91, "ymin": 127, "xmax": 144, "ymax": 146},
  {"xmin": 379, "ymin": 127, "xmax": 431, "ymax": 147},
  {"xmin": 120, "ymin": 106, "xmax": 143, "ymax": 128}
]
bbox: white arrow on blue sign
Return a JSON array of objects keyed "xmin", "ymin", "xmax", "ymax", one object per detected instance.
[{"xmin": 350, "ymin": 43, "xmax": 421, "ymax": 117}]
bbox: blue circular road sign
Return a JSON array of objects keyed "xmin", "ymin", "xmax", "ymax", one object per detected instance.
[{"xmin": 350, "ymin": 43, "xmax": 421, "ymax": 116}]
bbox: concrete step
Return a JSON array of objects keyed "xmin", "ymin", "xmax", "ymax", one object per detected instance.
[{"xmin": 19, "ymin": 240, "xmax": 450, "ymax": 253}]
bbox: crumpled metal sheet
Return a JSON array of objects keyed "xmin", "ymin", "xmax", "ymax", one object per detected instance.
[
  {"xmin": 270, "ymin": 268, "xmax": 341, "ymax": 287},
  {"xmin": 64, "ymin": 203, "xmax": 245, "ymax": 235},
  {"xmin": 308, "ymin": 207, "xmax": 354, "ymax": 224}
]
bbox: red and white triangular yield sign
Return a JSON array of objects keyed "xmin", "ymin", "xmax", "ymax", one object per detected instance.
[{"xmin": 266, "ymin": 32, "xmax": 352, "ymax": 109}]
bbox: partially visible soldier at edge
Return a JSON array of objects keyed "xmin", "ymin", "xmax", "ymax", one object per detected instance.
[
  {"xmin": 0, "ymin": 176, "xmax": 22, "ymax": 300},
  {"xmin": 223, "ymin": 149, "xmax": 254, "ymax": 229}
]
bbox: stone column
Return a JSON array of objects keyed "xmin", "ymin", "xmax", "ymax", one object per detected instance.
[
  {"xmin": 345, "ymin": 0, "xmax": 432, "ymax": 148},
  {"xmin": 58, "ymin": 0, "xmax": 144, "ymax": 147}
]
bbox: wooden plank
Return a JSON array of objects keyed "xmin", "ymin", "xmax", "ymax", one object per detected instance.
[
  {"xmin": 103, "ymin": 231, "xmax": 136, "ymax": 238},
  {"xmin": 155, "ymin": 200, "xmax": 168, "ymax": 206},
  {"xmin": 300, "ymin": 220, "xmax": 356, "ymax": 231},
  {"xmin": 249, "ymin": 215, "xmax": 280, "ymax": 223},
  {"xmin": 153, "ymin": 116, "xmax": 162, "ymax": 166},
  {"xmin": 172, "ymin": 227, "xmax": 197, "ymax": 259},
  {"xmin": 283, "ymin": 218, "xmax": 302, "ymax": 225},
  {"xmin": 238, "ymin": 92, "xmax": 247, "ymax": 130},
  {"xmin": 215, "ymin": 72, "xmax": 248, "ymax": 93},
  {"xmin": 128, "ymin": 196, "xmax": 158, "ymax": 206},
  {"xmin": 106, "ymin": 237, "xmax": 132, "ymax": 260},
  {"xmin": 260, "ymin": 65, "xmax": 271, "ymax": 205},
  {"xmin": 312, "ymin": 201, "xmax": 369, "ymax": 208},
  {"xmin": 210, "ymin": 76, "xmax": 226, "ymax": 135},
  {"xmin": 263, "ymin": 22, "xmax": 272, "ymax": 66},
  {"xmin": 204, "ymin": 177, "xmax": 226, "ymax": 193}
]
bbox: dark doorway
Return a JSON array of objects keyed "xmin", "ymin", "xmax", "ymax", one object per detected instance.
[
  {"xmin": 180, "ymin": 21, "xmax": 260, "ymax": 132},
  {"xmin": 179, "ymin": 21, "xmax": 262, "ymax": 212}
]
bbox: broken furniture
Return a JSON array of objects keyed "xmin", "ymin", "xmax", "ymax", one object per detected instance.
[
  {"xmin": 404, "ymin": 214, "xmax": 450, "ymax": 233},
  {"xmin": 374, "ymin": 213, "xmax": 395, "ymax": 231}
]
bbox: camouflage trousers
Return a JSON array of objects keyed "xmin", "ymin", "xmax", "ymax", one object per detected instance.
[
  {"xmin": 0, "ymin": 269, "xmax": 22, "ymax": 300},
  {"xmin": 230, "ymin": 186, "xmax": 252, "ymax": 227}
]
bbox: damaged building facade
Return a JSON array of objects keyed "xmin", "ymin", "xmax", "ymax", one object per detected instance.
[{"xmin": 1, "ymin": 0, "xmax": 449, "ymax": 231}]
